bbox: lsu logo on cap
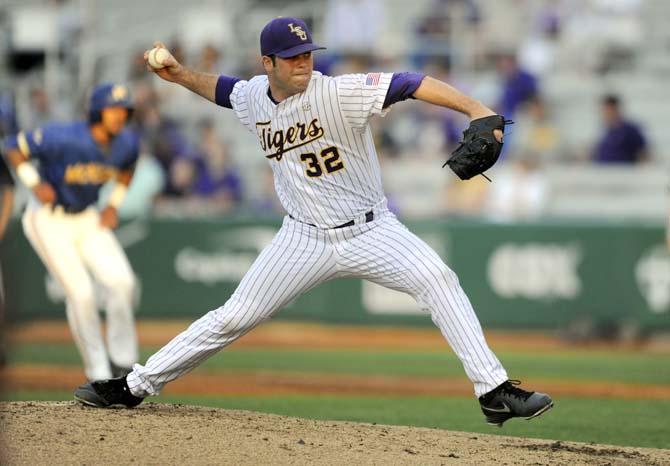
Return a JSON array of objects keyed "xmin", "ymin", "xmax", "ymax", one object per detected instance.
[
  {"xmin": 288, "ymin": 23, "xmax": 307, "ymax": 41},
  {"xmin": 112, "ymin": 85, "xmax": 128, "ymax": 102}
]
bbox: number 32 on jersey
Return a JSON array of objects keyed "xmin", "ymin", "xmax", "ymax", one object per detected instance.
[{"xmin": 300, "ymin": 146, "xmax": 344, "ymax": 178}]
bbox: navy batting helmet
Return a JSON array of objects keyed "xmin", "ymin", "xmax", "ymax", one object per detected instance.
[{"xmin": 88, "ymin": 83, "xmax": 134, "ymax": 123}]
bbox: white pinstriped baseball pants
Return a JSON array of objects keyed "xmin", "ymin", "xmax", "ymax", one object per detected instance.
[{"xmin": 127, "ymin": 207, "xmax": 508, "ymax": 397}]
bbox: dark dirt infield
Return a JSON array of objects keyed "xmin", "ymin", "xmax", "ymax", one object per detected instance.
[{"xmin": 2, "ymin": 402, "xmax": 669, "ymax": 466}]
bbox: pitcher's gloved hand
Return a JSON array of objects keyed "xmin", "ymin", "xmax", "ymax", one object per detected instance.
[{"xmin": 443, "ymin": 115, "xmax": 512, "ymax": 181}]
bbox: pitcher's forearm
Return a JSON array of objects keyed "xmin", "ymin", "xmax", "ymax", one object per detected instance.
[
  {"xmin": 413, "ymin": 76, "xmax": 495, "ymax": 119},
  {"xmin": 173, "ymin": 68, "xmax": 219, "ymax": 103}
]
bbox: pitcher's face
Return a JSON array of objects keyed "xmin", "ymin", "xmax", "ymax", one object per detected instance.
[{"xmin": 264, "ymin": 52, "xmax": 313, "ymax": 98}]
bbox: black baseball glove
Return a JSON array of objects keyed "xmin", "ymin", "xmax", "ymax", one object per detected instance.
[{"xmin": 443, "ymin": 115, "xmax": 511, "ymax": 181}]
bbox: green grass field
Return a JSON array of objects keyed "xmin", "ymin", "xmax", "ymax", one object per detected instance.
[
  {"xmin": 3, "ymin": 341, "xmax": 669, "ymax": 449},
  {"xmin": 8, "ymin": 343, "xmax": 670, "ymax": 384}
]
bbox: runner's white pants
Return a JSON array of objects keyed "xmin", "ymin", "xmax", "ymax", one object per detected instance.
[
  {"xmin": 128, "ymin": 208, "xmax": 507, "ymax": 397},
  {"xmin": 23, "ymin": 205, "xmax": 138, "ymax": 380}
]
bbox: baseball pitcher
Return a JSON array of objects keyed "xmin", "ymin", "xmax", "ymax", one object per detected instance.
[
  {"xmin": 75, "ymin": 18, "xmax": 553, "ymax": 426},
  {"xmin": 5, "ymin": 84, "xmax": 140, "ymax": 380}
]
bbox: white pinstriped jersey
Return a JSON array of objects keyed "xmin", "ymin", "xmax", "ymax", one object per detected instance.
[{"xmin": 229, "ymin": 71, "xmax": 393, "ymax": 228}]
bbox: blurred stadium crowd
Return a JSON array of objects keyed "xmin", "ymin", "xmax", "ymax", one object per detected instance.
[{"xmin": 0, "ymin": 0, "xmax": 668, "ymax": 222}]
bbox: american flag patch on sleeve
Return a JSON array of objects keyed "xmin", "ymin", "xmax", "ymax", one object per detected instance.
[{"xmin": 365, "ymin": 73, "xmax": 381, "ymax": 86}]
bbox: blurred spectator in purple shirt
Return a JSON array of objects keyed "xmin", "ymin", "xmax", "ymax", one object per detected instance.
[
  {"xmin": 593, "ymin": 94, "xmax": 648, "ymax": 164},
  {"xmin": 496, "ymin": 53, "xmax": 539, "ymax": 119},
  {"xmin": 192, "ymin": 118, "xmax": 242, "ymax": 210},
  {"xmin": 133, "ymin": 82, "xmax": 200, "ymax": 197}
]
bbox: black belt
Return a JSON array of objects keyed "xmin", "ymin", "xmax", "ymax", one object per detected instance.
[
  {"xmin": 290, "ymin": 210, "xmax": 374, "ymax": 229},
  {"xmin": 53, "ymin": 204, "xmax": 87, "ymax": 214}
]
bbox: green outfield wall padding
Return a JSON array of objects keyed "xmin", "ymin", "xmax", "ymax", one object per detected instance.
[{"xmin": 3, "ymin": 216, "xmax": 669, "ymax": 331}]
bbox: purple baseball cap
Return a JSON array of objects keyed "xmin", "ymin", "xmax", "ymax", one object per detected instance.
[{"xmin": 260, "ymin": 17, "xmax": 326, "ymax": 58}]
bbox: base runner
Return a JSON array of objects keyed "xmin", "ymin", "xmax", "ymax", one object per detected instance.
[{"xmin": 5, "ymin": 84, "xmax": 140, "ymax": 380}]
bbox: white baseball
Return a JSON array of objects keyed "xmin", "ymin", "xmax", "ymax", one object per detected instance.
[{"xmin": 148, "ymin": 47, "xmax": 170, "ymax": 69}]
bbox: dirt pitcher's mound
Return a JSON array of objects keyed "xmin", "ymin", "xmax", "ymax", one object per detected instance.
[{"xmin": 1, "ymin": 402, "xmax": 667, "ymax": 466}]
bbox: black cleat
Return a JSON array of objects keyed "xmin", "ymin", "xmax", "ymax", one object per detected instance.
[
  {"xmin": 74, "ymin": 376, "xmax": 144, "ymax": 408},
  {"xmin": 479, "ymin": 380, "xmax": 553, "ymax": 427}
]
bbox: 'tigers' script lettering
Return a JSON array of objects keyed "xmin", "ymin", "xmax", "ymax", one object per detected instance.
[{"xmin": 256, "ymin": 118, "xmax": 325, "ymax": 160}]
